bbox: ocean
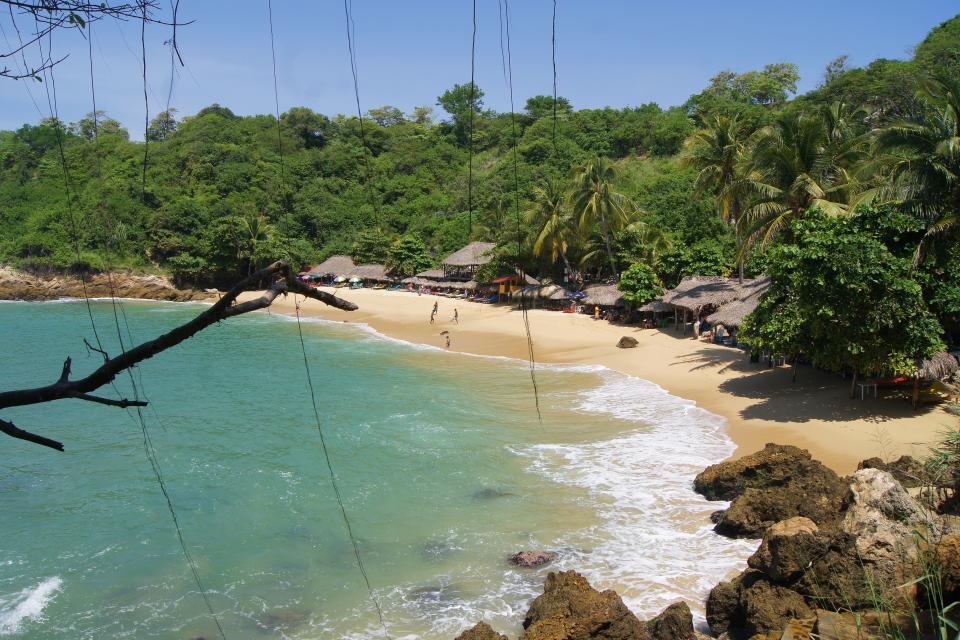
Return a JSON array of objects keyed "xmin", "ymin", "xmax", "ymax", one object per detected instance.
[{"xmin": 0, "ymin": 299, "xmax": 755, "ymax": 639}]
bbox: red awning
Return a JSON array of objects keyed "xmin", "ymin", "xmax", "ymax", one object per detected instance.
[{"xmin": 492, "ymin": 275, "xmax": 514, "ymax": 284}]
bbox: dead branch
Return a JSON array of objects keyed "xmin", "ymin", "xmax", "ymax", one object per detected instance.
[{"xmin": 0, "ymin": 260, "xmax": 356, "ymax": 451}]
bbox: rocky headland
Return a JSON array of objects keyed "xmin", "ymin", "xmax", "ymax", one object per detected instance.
[
  {"xmin": 0, "ymin": 266, "xmax": 205, "ymax": 302},
  {"xmin": 455, "ymin": 444, "xmax": 960, "ymax": 640}
]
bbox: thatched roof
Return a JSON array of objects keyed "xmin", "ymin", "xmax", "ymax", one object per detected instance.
[
  {"xmin": 517, "ymin": 284, "xmax": 570, "ymax": 301},
  {"xmin": 349, "ymin": 264, "xmax": 391, "ymax": 281},
  {"xmin": 916, "ymin": 352, "xmax": 959, "ymax": 380},
  {"xmin": 705, "ymin": 277, "xmax": 772, "ymax": 327},
  {"xmin": 582, "ymin": 284, "xmax": 624, "ymax": 307},
  {"xmin": 308, "ymin": 255, "xmax": 356, "ymax": 277},
  {"xmin": 665, "ymin": 276, "xmax": 768, "ymax": 312},
  {"xmin": 442, "ymin": 241, "xmax": 497, "ymax": 267},
  {"xmin": 437, "ymin": 280, "xmax": 477, "ymax": 290},
  {"xmin": 639, "ymin": 300, "xmax": 672, "ymax": 313},
  {"xmin": 416, "ymin": 268, "xmax": 445, "ymax": 280}
]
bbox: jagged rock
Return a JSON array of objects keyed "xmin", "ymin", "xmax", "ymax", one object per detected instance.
[
  {"xmin": 617, "ymin": 336, "xmax": 639, "ymax": 349},
  {"xmin": 645, "ymin": 601, "xmax": 694, "ymax": 640},
  {"xmin": 0, "ymin": 266, "xmax": 202, "ymax": 301},
  {"xmin": 932, "ymin": 532, "xmax": 960, "ymax": 604},
  {"xmin": 813, "ymin": 609, "xmax": 916, "ymax": 640},
  {"xmin": 857, "ymin": 456, "xmax": 926, "ymax": 489},
  {"xmin": 790, "ymin": 531, "xmax": 874, "ymax": 610},
  {"xmin": 521, "ymin": 571, "xmax": 647, "ymax": 640},
  {"xmin": 696, "ymin": 444, "xmax": 846, "ymax": 538},
  {"xmin": 705, "ymin": 571, "xmax": 812, "ymax": 639},
  {"xmin": 510, "ymin": 551, "xmax": 557, "ymax": 568},
  {"xmin": 455, "ymin": 622, "xmax": 509, "ymax": 640},
  {"xmin": 747, "ymin": 517, "xmax": 822, "ymax": 584}
]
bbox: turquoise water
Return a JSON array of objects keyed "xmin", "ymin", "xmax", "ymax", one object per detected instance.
[{"xmin": 0, "ymin": 300, "xmax": 755, "ymax": 639}]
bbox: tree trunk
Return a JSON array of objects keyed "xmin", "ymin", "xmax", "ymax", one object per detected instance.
[
  {"xmin": 792, "ymin": 354, "xmax": 799, "ymax": 383},
  {"xmin": 912, "ymin": 377, "xmax": 921, "ymax": 410},
  {"xmin": 849, "ymin": 367, "xmax": 859, "ymax": 399},
  {"xmin": 732, "ymin": 200, "xmax": 744, "ymax": 285}
]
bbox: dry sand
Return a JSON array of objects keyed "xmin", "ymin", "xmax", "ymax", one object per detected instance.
[{"xmin": 238, "ymin": 287, "xmax": 957, "ymax": 474}]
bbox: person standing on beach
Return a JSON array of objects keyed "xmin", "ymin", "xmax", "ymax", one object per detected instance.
[
  {"xmin": 430, "ymin": 309, "xmax": 436, "ymax": 324},
  {"xmin": 453, "ymin": 308, "xmax": 459, "ymax": 324},
  {"xmin": 433, "ymin": 301, "xmax": 439, "ymax": 315},
  {"xmin": 445, "ymin": 334, "xmax": 451, "ymax": 349}
]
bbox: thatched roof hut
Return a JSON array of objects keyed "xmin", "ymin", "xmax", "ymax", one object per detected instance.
[
  {"xmin": 665, "ymin": 276, "xmax": 768, "ymax": 314},
  {"xmin": 705, "ymin": 277, "xmax": 771, "ymax": 327},
  {"xmin": 348, "ymin": 264, "xmax": 392, "ymax": 282},
  {"xmin": 442, "ymin": 241, "xmax": 497, "ymax": 267},
  {"xmin": 916, "ymin": 352, "xmax": 959, "ymax": 381},
  {"xmin": 638, "ymin": 300, "xmax": 672, "ymax": 313},
  {"xmin": 308, "ymin": 255, "xmax": 356, "ymax": 277},
  {"xmin": 416, "ymin": 268, "xmax": 445, "ymax": 280},
  {"xmin": 517, "ymin": 284, "xmax": 570, "ymax": 301},
  {"xmin": 582, "ymin": 284, "xmax": 624, "ymax": 307}
]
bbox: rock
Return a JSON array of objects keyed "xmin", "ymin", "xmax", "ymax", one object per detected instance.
[
  {"xmin": 617, "ymin": 336, "xmax": 639, "ymax": 349},
  {"xmin": 705, "ymin": 580, "xmax": 739, "ymax": 636},
  {"xmin": 857, "ymin": 456, "xmax": 926, "ymax": 489},
  {"xmin": 0, "ymin": 266, "xmax": 202, "ymax": 301},
  {"xmin": 455, "ymin": 622, "xmax": 509, "ymax": 640},
  {"xmin": 474, "ymin": 487, "xmax": 516, "ymax": 500},
  {"xmin": 813, "ymin": 609, "xmax": 916, "ymax": 640},
  {"xmin": 510, "ymin": 551, "xmax": 558, "ymax": 568},
  {"xmin": 932, "ymin": 532, "xmax": 960, "ymax": 604},
  {"xmin": 645, "ymin": 601, "xmax": 694, "ymax": 640},
  {"xmin": 521, "ymin": 570, "xmax": 647, "ymax": 640},
  {"xmin": 705, "ymin": 571, "xmax": 812, "ymax": 639},
  {"xmin": 696, "ymin": 444, "xmax": 847, "ymax": 538},
  {"xmin": 747, "ymin": 517, "xmax": 822, "ymax": 583}
]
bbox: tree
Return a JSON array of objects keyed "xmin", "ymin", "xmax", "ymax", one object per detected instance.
[
  {"xmin": 824, "ymin": 55, "xmax": 849, "ymax": 85},
  {"xmin": 146, "ymin": 109, "xmax": 178, "ymax": 141},
  {"xmin": 741, "ymin": 213, "xmax": 945, "ymax": 396},
  {"xmin": 238, "ymin": 213, "xmax": 272, "ymax": 275},
  {"xmin": 618, "ymin": 262, "xmax": 663, "ymax": 306},
  {"xmin": 386, "ymin": 235, "xmax": 432, "ymax": 277},
  {"xmin": 569, "ymin": 157, "xmax": 636, "ymax": 279},
  {"xmin": 527, "ymin": 178, "xmax": 577, "ymax": 279},
  {"xmin": 352, "ymin": 227, "xmax": 391, "ymax": 263},
  {"xmin": 410, "ymin": 106, "xmax": 433, "ymax": 125},
  {"xmin": 524, "ymin": 95, "xmax": 572, "ymax": 121},
  {"xmin": 367, "ymin": 105, "xmax": 405, "ymax": 127},
  {"xmin": 437, "ymin": 82, "xmax": 484, "ymax": 146},
  {"xmin": 736, "ymin": 106, "xmax": 868, "ymax": 253},
  {"xmin": 281, "ymin": 107, "xmax": 329, "ymax": 149},
  {"xmin": 682, "ymin": 113, "xmax": 752, "ymax": 281},
  {"xmin": 874, "ymin": 74, "xmax": 960, "ymax": 264}
]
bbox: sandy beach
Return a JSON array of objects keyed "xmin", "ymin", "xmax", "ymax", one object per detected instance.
[{"xmin": 239, "ymin": 287, "xmax": 957, "ymax": 474}]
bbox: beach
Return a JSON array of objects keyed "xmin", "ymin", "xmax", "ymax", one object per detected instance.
[{"xmin": 242, "ymin": 286, "xmax": 957, "ymax": 474}]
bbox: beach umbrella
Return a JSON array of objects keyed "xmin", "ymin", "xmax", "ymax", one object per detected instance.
[
  {"xmin": 333, "ymin": 275, "xmax": 347, "ymax": 283},
  {"xmin": 349, "ymin": 276, "xmax": 362, "ymax": 283}
]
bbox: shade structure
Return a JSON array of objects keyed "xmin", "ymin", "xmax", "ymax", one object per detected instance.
[
  {"xmin": 441, "ymin": 241, "xmax": 497, "ymax": 267},
  {"xmin": 581, "ymin": 284, "xmax": 624, "ymax": 307},
  {"xmin": 638, "ymin": 300, "xmax": 672, "ymax": 313},
  {"xmin": 348, "ymin": 264, "xmax": 392, "ymax": 282},
  {"xmin": 308, "ymin": 255, "xmax": 356, "ymax": 278},
  {"xmin": 915, "ymin": 352, "xmax": 959, "ymax": 380},
  {"xmin": 666, "ymin": 276, "xmax": 770, "ymax": 315}
]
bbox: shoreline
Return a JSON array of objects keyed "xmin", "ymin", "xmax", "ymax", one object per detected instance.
[{"xmin": 240, "ymin": 287, "xmax": 956, "ymax": 474}]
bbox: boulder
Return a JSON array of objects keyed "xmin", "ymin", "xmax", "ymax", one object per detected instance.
[
  {"xmin": 521, "ymin": 571, "xmax": 647, "ymax": 640},
  {"xmin": 617, "ymin": 336, "xmax": 639, "ymax": 349},
  {"xmin": 696, "ymin": 444, "xmax": 847, "ymax": 538},
  {"xmin": 931, "ymin": 532, "xmax": 960, "ymax": 604},
  {"xmin": 705, "ymin": 571, "xmax": 813, "ymax": 639},
  {"xmin": 747, "ymin": 517, "xmax": 822, "ymax": 584},
  {"xmin": 645, "ymin": 601, "xmax": 694, "ymax": 640},
  {"xmin": 813, "ymin": 609, "xmax": 917, "ymax": 640},
  {"xmin": 856, "ymin": 456, "xmax": 926, "ymax": 489},
  {"xmin": 456, "ymin": 622, "xmax": 509, "ymax": 640},
  {"xmin": 510, "ymin": 551, "xmax": 558, "ymax": 568}
]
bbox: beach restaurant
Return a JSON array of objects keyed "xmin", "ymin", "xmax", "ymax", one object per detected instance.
[
  {"xmin": 663, "ymin": 276, "xmax": 769, "ymax": 332},
  {"xmin": 441, "ymin": 241, "xmax": 497, "ymax": 281}
]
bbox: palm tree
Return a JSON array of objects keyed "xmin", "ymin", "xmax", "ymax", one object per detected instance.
[
  {"xmin": 527, "ymin": 178, "xmax": 577, "ymax": 281},
  {"xmin": 875, "ymin": 74, "xmax": 960, "ymax": 265},
  {"xmin": 239, "ymin": 213, "xmax": 272, "ymax": 275},
  {"xmin": 682, "ymin": 113, "xmax": 751, "ymax": 281},
  {"xmin": 569, "ymin": 157, "xmax": 635, "ymax": 279},
  {"xmin": 735, "ymin": 106, "xmax": 868, "ymax": 255}
]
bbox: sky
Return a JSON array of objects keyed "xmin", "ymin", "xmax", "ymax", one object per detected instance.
[{"xmin": 1, "ymin": 1, "xmax": 957, "ymax": 137}]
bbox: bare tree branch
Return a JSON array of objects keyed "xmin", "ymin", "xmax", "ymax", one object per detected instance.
[{"xmin": 0, "ymin": 260, "xmax": 357, "ymax": 450}]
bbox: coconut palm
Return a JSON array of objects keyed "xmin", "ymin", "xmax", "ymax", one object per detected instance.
[
  {"xmin": 527, "ymin": 178, "xmax": 577, "ymax": 280},
  {"xmin": 569, "ymin": 157, "xmax": 635, "ymax": 279},
  {"xmin": 735, "ymin": 106, "xmax": 868, "ymax": 254},
  {"xmin": 239, "ymin": 213, "xmax": 272, "ymax": 275},
  {"xmin": 682, "ymin": 113, "xmax": 752, "ymax": 281},
  {"xmin": 874, "ymin": 74, "xmax": 960, "ymax": 265}
]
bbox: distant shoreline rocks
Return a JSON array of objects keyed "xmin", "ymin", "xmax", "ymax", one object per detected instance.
[{"xmin": 0, "ymin": 266, "xmax": 205, "ymax": 302}]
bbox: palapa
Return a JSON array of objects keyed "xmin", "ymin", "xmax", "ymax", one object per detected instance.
[
  {"xmin": 348, "ymin": 264, "xmax": 392, "ymax": 282},
  {"xmin": 705, "ymin": 277, "xmax": 771, "ymax": 327},
  {"xmin": 638, "ymin": 300, "xmax": 672, "ymax": 313},
  {"xmin": 581, "ymin": 284, "xmax": 624, "ymax": 307},
  {"xmin": 665, "ymin": 276, "xmax": 767, "ymax": 313},
  {"xmin": 916, "ymin": 352, "xmax": 959, "ymax": 381},
  {"xmin": 441, "ymin": 241, "xmax": 497, "ymax": 267},
  {"xmin": 415, "ymin": 268, "xmax": 445, "ymax": 280},
  {"xmin": 308, "ymin": 255, "xmax": 356, "ymax": 277}
]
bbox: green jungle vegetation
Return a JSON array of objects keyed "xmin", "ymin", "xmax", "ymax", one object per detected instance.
[{"xmin": 1, "ymin": 14, "xmax": 958, "ymax": 380}]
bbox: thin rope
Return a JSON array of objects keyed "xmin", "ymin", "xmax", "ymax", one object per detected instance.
[
  {"xmin": 466, "ymin": 0, "xmax": 476, "ymax": 241},
  {"xmin": 503, "ymin": 0, "xmax": 543, "ymax": 424},
  {"xmin": 140, "ymin": 2, "xmax": 149, "ymax": 200},
  {"xmin": 295, "ymin": 299, "xmax": 390, "ymax": 638},
  {"xmin": 551, "ymin": 0, "xmax": 558, "ymax": 149},
  {"xmin": 268, "ymin": 8, "xmax": 387, "ymax": 635},
  {"xmin": 342, "ymin": 0, "xmax": 379, "ymax": 225},
  {"xmin": 267, "ymin": 0, "xmax": 284, "ymax": 181}
]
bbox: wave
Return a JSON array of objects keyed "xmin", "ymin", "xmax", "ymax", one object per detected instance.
[{"xmin": 0, "ymin": 577, "xmax": 63, "ymax": 636}]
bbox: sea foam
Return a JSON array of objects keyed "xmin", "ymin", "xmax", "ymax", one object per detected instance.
[{"xmin": 0, "ymin": 577, "xmax": 62, "ymax": 636}]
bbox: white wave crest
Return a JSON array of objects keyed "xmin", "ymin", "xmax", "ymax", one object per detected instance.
[{"xmin": 0, "ymin": 577, "xmax": 63, "ymax": 635}]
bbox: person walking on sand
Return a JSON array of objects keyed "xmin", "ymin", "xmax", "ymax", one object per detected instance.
[
  {"xmin": 432, "ymin": 301, "xmax": 439, "ymax": 315},
  {"xmin": 452, "ymin": 308, "xmax": 459, "ymax": 324},
  {"xmin": 445, "ymin": 334, "xmax": 451, "ymax": 349},
  {"xmin": 594, "ymin": 305, "xmax": 600, "ymax": 320},
  {"xmin": 430, "ymin": 309, "xmax": 436, "ymax": 325}
]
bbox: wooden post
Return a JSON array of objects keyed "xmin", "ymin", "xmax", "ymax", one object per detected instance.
[{"xmin": 912, "ymin": 377, "xmax": 920, "ymax": 410}]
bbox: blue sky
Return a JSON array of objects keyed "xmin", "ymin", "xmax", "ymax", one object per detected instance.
[{"xmin": 1, "ymin": 1, "xmax": 957, "ymax": 136}]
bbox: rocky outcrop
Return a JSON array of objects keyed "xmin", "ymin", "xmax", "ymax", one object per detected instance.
[
  {"xmin": 644, "ymin": 602, "xmax": 694, "ymax": 640},
  {"xmin": 933, "ymin": 532, "xmax": 960, "ymax": 603},
  {"xmin": 616, "ymin": 336, "xmax": 639, "ymax": 349},
  {"xmin": 694, "ymin": 444, "xmax": 847, "ymax": 538},
  {"xmin": 857, "ymin": 455, "xmax": 926, "ymax": 489},
  {"xmin": 510, "ymin": 551, "xmax": 557, "ymax": 568},
  {"xmin": 746, "ymin": 517, "xmax": 822, "ymax": 584},
  {"xmin": 706, "ymin": 571, "xmax": 813, "ymax": 639},
  {"xmin": 455, "ymin": 622, "xmax": 509, "ymax": 640},
  {"xmin": 521, "ymin": 571, "xmax": 647, "ymax": 640},
  {"xmin": 0, "ymin": 266, "xmax": 204, "ymax": 301}
]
